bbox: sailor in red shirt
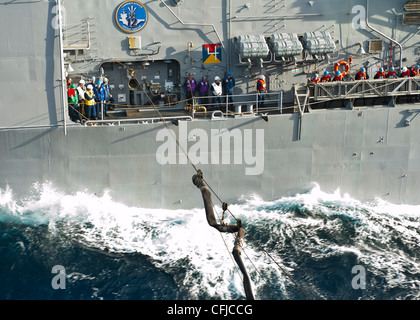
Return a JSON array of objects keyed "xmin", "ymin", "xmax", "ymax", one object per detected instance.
[
  {"xmin": 256, "ymin": 74, "xmax": 267, "ymax": 105},
  {"xmin": 355, "ymin": 67, "xmax": 369, "ymax": 80},
  {"xmin": 332, "ymin": 71, "xmax": 343, "ymax": 82},
  {"xmin": 374, "ymin": 67, "xmax": 386, "ymax": 79},
  {"xmin": 387, "ymin": 67, "xmax": 397, "ymax": 79},
  {"xmin": 321, "ymin": 71, "xmax": 331, "ymax": 82},
  {"xmin": 401, "ymin": 66, "xmax": 411, "ymax": 78},
  {"xmin": 410, "ymin": 65, "xmax": 420, "ymax": 77},
  {"xmin": 312, "ymin": 73, "xmax": 320, "ymax": 83}
]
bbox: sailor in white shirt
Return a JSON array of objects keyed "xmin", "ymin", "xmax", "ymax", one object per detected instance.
[
  {"xmin": 211, "ymin": 76, "xmax": 222, "ymax": 107},
  {"xmin": 77, "ymin": 79, "xmax": 86, "ymax": 116}
]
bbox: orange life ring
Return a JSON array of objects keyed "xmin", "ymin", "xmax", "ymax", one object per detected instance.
[{"xmin": 334, "ymin": 60, "xmax": 350, "ymax": 76}]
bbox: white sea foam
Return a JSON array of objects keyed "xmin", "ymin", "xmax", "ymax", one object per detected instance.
[{"xmin": 0, "ymin": 182, "xmax": 419, "ymax": 299}]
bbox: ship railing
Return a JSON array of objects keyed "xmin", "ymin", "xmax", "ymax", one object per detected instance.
[
  {"xmin": 189, "ymin": 91, "xmax": 284, "ymax": 118},
  {"xmin": 78, "ymin": 91, "xmax": 284, "ymax": 127},
  {"xmin": 83, "ymin": 115, "xmax": 193, "ymax": 127},
  {"xmin": 311, "ymin": 77, "xmax": 420, "ymax": 101}
]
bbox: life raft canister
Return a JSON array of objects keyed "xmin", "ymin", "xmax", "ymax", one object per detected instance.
[{"xmin": 334, "ymin": 59, "xmax": 351, "ymax": 77}]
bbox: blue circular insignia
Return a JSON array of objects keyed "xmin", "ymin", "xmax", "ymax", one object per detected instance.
[{"xmin": 116, "ymin": 1, "xmax": 148, "ymax": 33}]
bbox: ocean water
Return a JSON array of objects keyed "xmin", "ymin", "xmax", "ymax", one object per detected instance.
[{"xmin": 0, "ymin": 182, "xmax": 419, "ymax": 300}]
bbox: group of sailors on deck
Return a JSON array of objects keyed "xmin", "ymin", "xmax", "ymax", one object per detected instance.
[
  {"xmin": 184, "ymin": 71, "xmax": 237, "ymax": 107},
  {"xmin": 312, "ymin": 65, "xmax": 420, "ymax": 84},
  {"xmin": 66, "ymin": 77, "xmax": 114, "ymax": 123},
  {"xmin": 184, "ymin": 72, "xmax": 267, "ymax": 107}
]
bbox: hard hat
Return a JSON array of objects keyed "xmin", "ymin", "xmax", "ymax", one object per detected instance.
[
  {"xmin": 402, "ymin": 67, "xmax": 408, "ymax": 72},
  {"xmin": 314, "ymin": 74, "xmax": 319, "ymax": 78},
  {"xmin": 96, "ymin": 80, "xmax": 102, "ymax": 86},
  {"xmin": 416, "ymin": 65, "xmax": 420, "ymax": 69},
  {"xmin": 87, "ymin": 84, "xmax": 93, "ymax": 90},
  {"xmin": 79, "ymin": 79, "xmax": 85, "ymax": 84},
  {"xmin": 214, "ymin": 76, "xmax": 220, "ymax": 81},
  {"xmin": 227, "ymin": 71, "xmax": 232, "ymax": 76},
  {"xmin": 379, "ymin": 67, "xmax": 384, "ymax": 72},
  {"xmin": 324, "ymin": 71, "xmax": 329, "ymax": 76},
  {"xmin": 335, "ymin": 71, "xmax": 341, "ymax": 76},
  {"xmin": 361, "ymin": 67, "xmax": 366, "ymax": 72},
  {"xmin": 390, "ymin": 67, "xmax": 395, "ymax": 71},
  {"xmin": 259, "ymin": 75, "xmax": 265, "ymax": 79},
  {"xmin": 103, "ymin": 78, "xmax": 108, "ymax": 83},
  {"xmin": 91, "ymin": 76, "xmax": 96, "ymax": 81}
]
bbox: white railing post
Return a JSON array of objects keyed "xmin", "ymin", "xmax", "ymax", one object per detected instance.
[
  {"xmin": 256, "ymin": 93, "xmax": 259, "ymax": 114},
  {"xmin": 101, "ymin": 101, "xmax": 104, "ymax": 121},
  {"xmin": 57, "ymin": 0, "xmax": 67, "ymax": 135}
]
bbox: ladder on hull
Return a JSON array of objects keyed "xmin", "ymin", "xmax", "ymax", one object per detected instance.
[{"xmin": 293, "ymin": 84, "xmax": 310, "ymax": 140}]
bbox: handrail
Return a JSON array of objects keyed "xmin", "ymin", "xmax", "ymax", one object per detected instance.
[
  {"xmin": 311, "ymin": 77, "xmax": 420, "ymax": 101},
  {"xmin": 57, "ymin": 0, "xmax": 67, "ymax": 136},
  {"xmin": 211, "ymin": 110, "xmax": 224, "ymax": 119},
  {"xmin": 192, "ymin": 91, "xmax": 281, "ymax": 115},
  {"xmin": 0, "ymin": 124, "xmax": 61, "ymax": 132},
  {"xmin": 83, "ymin": 115, "xmax": 193, "ymax": 126}
]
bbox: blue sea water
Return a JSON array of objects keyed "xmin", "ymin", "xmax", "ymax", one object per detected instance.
[{"xmin": 0, "ymin": 182, "xmax": 419, "ymax": 300}]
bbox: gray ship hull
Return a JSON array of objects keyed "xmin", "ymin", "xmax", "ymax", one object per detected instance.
[
  {"xmin": 2, "ymin": 104, "xmax": 420, "ymax": 209},
  {"xmin": 2, "ymin": 0, "xmax": 420, "ymax": 208}
]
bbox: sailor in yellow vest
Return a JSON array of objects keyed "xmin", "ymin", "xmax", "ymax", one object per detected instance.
[
  {"xmin": 84, "ymin": 84, "xmax": 97, "ymax": 120},
  {"xmin": 257, "ymin": 75, "xmax": 267, "ymax": 106}
]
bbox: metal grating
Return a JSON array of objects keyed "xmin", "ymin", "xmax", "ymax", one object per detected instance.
[
  {"xmin": 368, "ymin": 39, "xmax": 383, "ymax": 53},
  {"xmin": 404, "ymin": 0, "xmax": 420, "ymax": 11},
  {"xmin": 403, "ymin": 13, "xmax": 420, "ymax": 24}
]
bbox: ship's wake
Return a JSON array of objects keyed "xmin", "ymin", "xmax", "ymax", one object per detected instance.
[{"xmin": 0, "ymin": 182, "xmax": 419, "ymax": 300}]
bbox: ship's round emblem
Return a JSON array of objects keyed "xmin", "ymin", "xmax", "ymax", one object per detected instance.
[{"xmin": 115, "ymin": 1, "xmax": 148, "ymax": 33}]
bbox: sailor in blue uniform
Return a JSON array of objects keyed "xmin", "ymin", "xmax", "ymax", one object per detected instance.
[
  {"xmin": 102, "ymin": 78, "xmax": 114, "ymax": 113},
  {"xmin": 223, "ymin": 71, "xmax": 235, "ymax": 105},
  {"xmin": 94, "ymin": 80, "xmax": 105, "ymax": 119}
]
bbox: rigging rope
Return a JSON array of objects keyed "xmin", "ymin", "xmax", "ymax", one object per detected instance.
[
  {"xmin": 70, "ymin": 65, "xmax": 397, "ymax": 299},
  {"xmin": 218, "ymin": 202, "xmax": 314, "ymax": 300},
  {"xmin": 75, "ymin": 64, "xmax": 409, "ymax": 300},
  {"xmin": 118, "ymin": 63, "xmax": 318, "ymax": 299}
]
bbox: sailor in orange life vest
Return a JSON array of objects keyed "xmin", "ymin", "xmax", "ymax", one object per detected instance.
[
  {"xmin": 355, "ymin": 67, "xmax": 369, "ymax": 80},
  {"xmin": 332, "ymin": 70, "xmax": 343, "ymax": 82},
  {"xmin": 410, "ymin": 65, "xmax": 420, "ymax": 77},
  {"xmin": 321, "ymin": 71, "xmax": 331, "ymax": 82},
  {"xmin": 387, "ymin": 67, "xmax": 397, "ymax": 79},
  {"xmin": 374, "ymin": 67, "xmax": 386, "ymax": 79},
  {"xmin": 401, "ymin": 66, "xmax": 411, "ymax": 78},
  {"xmin": 312, "ymin": 73, "xmax": 320, "ymax": 83},
  {"xmin": 257, "ymin": 75, "xmax": 267, "ymax": 105}
]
